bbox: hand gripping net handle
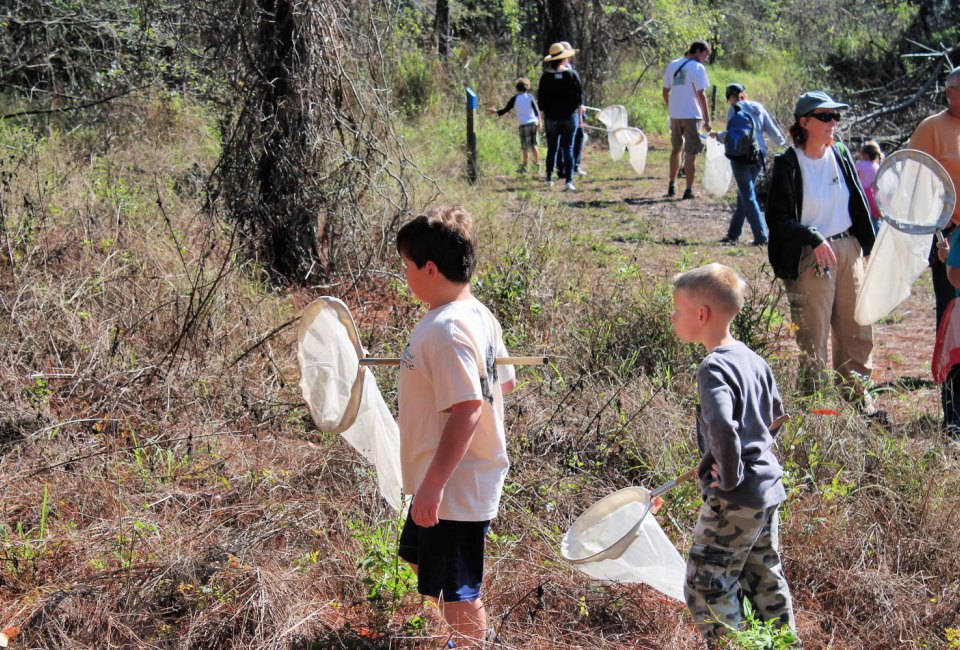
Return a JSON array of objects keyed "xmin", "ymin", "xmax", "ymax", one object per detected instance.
[
  {"xmin": 563, "ymin": 414, "xmax": 790, "ymax": 564},
  {"xmin": 564, "ymin": 468, "xmax": 697, "ymax": 565}
]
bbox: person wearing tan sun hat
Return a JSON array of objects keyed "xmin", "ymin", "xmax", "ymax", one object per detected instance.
[
  {"xmin": 537, "ymin": 42, "xmax": 583, "ymax": 191},
  {"xmin": 557, "ymin": 41, "xmax": 588, "ymax": 178}
]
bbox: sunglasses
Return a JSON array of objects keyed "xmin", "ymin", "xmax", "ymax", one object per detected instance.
[{"xmin": 806, "ymin": 112, "xmax": 842, "ymax": 123}]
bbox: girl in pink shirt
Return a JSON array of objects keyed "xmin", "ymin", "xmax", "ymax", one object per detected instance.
[{"xmin": 856, "ymin": 140, "xmax": 883, "ymax": 232}]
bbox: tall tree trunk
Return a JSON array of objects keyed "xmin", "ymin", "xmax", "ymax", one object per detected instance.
[
  {"xmin": 435, "ymin": 0, "xmax": 450, "ymax": 59},
  {"xmin": 543, "ymin": 0, "xmax": 571, "ymax": 52}
]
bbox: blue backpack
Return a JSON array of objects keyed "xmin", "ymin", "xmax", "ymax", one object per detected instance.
[{"xmin": 724, "ymin": 102, "xmax": 761, "ymax": 164}]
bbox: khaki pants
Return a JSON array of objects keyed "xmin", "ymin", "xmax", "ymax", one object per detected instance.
[{"xmin": 784, "ymin": 235, "xmax": 874, "ymax": 395}]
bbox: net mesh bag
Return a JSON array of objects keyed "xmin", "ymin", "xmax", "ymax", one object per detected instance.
[
  {"xmin": 597, "ymin": 105, "xmax": 629, "ymax": 161},
  {"xmin": 297, "ymin": 297, "xmax": 404, "ymax": 511},
  {"xmin": 562, "ymin": 487, "xmax": 687, "ymax": 602},
  {"xmin": 855, "ymin": 225, "xmax": 930, "ymax": 325},
  {"xmin": 612, "ymin": 127, "xmax": 648, "ymax": 176}
]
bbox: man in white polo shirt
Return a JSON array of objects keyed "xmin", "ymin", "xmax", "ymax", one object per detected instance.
[{"xmin": 663, "ymin": 41, "xmax": 713, "ymax": 199}]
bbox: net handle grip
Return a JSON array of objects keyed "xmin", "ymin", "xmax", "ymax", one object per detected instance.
[
  {"xmin": 648, "ymin": 414, "xmax": 788, "ymax": 498},
  {"xmin": 359, "ymin": 356, "xmax": 548, "ymax": 367}
]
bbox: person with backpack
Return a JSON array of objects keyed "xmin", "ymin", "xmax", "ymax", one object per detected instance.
[{"xmin": 711, "ymin": 83, "xmax": 786, "ymax": 246}]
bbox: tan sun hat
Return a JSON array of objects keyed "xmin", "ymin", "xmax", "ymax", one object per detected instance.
[{"xmin": 544, "ymin": 42, "xmax": 577, "ymax": 62}]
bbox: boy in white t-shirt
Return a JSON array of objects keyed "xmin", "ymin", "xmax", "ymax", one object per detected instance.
[
  {"xmin": 395, "ymin": 206, "xmax": 516, "ymax": 646},
  {"xmin": 488, "ymin": 77, "xmax": 541, "ymax": 173}
]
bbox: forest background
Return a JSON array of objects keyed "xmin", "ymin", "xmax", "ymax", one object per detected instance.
[{"xmin": 1, "ymin": 0, "xmax": 959, "ymax": 648}]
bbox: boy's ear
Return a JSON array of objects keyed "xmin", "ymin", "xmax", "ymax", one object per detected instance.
[
  {"xmin": 698, "ymin": 304, "xmax": 710, "ymax": 323},
  {"xmin": 423, "ymin": 260, "xmax": 439, "ymax": 278}
]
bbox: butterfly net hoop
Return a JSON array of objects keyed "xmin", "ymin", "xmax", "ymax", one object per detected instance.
[
  {"xmin": 597, "ymin": 105, "xmax": 629, "ymax": 161},
  {"xmin": 561, "ymin": 486, "xmax": 686, "ymax": 602},
  {"xmin": 297, "ymin": 297, "xmax": 404, "ymax": 510},
  {"xmin": 873, "ymin": 149, "xmax": 956, "ymax": 235}
]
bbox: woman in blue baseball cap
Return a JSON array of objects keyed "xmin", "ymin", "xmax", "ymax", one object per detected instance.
[{"xmin": 765, "ymin": 91, "xmax": 879, "ymax": 415}]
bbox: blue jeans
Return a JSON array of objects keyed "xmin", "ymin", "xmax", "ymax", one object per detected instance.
[
  {"xmin": 727, "ymin": 162, "xmax": 768, "ymax": 244},
  {"xmin": 544, "ymin": 115, "xmax": 577, "ymax": 183}
]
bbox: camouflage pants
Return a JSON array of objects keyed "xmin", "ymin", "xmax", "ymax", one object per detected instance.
[{"xmin": 684, "ymin": 495, "xmax": 797, "ymax": 642}]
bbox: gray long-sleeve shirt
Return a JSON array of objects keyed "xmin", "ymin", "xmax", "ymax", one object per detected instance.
[{"xmin": 695, "ymin": 341, "xmax": 787, "ymax": 509}]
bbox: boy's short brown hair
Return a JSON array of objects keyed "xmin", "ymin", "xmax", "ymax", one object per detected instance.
[
  {"xmin": 672, "ymin": 263, "xmax": 746, "ymax": 315},
  {"xmin": 515, "ymin": 77, "xmax": 531, "ymax": 92},
  {"xmin": 396, "ymin": 206, "xmax": 477, "ymax": 283}
]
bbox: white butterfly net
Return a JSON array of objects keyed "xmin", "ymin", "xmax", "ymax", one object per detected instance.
[
  {"xmin": 597, "ymin": 105, "xmax": 629, "ymax": 161},
  {"xmin": 612, "ymin": 127, "xmax": 648, "ymax": 175},
  {"xmin": 873, "ymin": 151, "xmax": 954, "ymax": 234},
  {"xmin": 297, "ymin": 297, "xmax": 404, "ymax": 511},
  {"xmin": 856, "ymin": 150, "xmax": 957, "ymax": 325},
  {"xmin": 562, "ymin": 487, "xmax": 687, "ymax": 602}
]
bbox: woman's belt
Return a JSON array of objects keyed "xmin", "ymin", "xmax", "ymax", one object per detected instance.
[{"xmin": 826, "ymin": 230, "xmax": 850, "ymax": 241}]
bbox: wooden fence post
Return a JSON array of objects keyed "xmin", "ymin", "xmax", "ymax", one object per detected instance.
[{"xmin": 466, "ymin": 87, "xmax": 478, "ymax": 184}]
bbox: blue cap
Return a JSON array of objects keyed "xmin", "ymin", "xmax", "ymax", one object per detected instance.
[
  {"xmin": 794, "ymin": 90, "xmax": 850, "ymax": 120},
  {"xmin": 725, "ymin": 83, "xmax": 745, "ymax": 98}
]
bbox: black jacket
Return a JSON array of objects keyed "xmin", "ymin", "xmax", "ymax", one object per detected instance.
[
  {"xmin": 537, "ymin": 67, "xmax": 583, "ymax": 120},
  {"xmin": 766, "ymin": 143, "xmax": 876, "ymax": 280}
]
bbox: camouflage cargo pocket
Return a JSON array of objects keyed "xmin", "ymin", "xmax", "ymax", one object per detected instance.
[{"xmin": 686, "ymin": 543, "xmax": 737, "ymax": 595}]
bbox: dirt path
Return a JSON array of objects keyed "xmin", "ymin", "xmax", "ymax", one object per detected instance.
[{"xmin": 492, "ymin": 132, "xmax": 941, "ymax": 427}]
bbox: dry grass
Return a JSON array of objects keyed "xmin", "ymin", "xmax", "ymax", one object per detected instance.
[{"xmin": 1, "ymin": 94, "xmax": 959, "ymax": 650}]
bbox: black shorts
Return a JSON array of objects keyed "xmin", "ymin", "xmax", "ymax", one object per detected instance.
[{"xmin": 398, "ymin": 511, "xmax": 490, "ymax": 602}]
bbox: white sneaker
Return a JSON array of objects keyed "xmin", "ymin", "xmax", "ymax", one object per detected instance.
[
  {"xmin": 575, "ymin": 168, "xmax": 588, "ymax": 176},
  {"xmin": 564, "ymin": 181, "xmax": 576, "ymax": 191},
  {"xmin": 546, "ymin": 180, "xmax": 554, "ymax": 189}
]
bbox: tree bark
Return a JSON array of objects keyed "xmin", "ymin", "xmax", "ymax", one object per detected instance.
[{"xmin": 435, "ymin": 0, "xmax": 450, "ymax": 59}]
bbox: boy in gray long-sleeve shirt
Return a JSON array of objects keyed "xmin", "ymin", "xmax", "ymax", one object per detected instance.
[{"xmin": 671, "ymin": 263, "xmax": 798, "ymax": 646}]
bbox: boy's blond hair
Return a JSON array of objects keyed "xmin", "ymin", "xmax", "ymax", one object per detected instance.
[{"xmin": 672, "ymin": 263, "xmax": 746, "ymax": 315}]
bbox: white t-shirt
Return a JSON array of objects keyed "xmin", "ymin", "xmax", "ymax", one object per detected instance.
[
  {"xmin": 513, "ymin": 93, "xmax": 539, "ymax": 126},
  {"xmin": 398, "ymin": 297, "xmax": 515, "ymax": 521},
  {"xmin": 794, "ymin": 145, "xmax": 853, "ymax": 238},
  {"xmin": 662, "ymin": 57, "xmax": 709, "ymax": 119}
]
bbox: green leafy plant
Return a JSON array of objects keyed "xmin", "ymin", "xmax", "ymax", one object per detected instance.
[
  {"xmin": 718, "ymin": 598, "xmax": 800, "ymax": 649},
  {"xmin": 0, "ymin": 485, "xmax": 52, "ymax": 577},
  {"xmin": 350, "ymin": 516, "xmax": 416, "ymax": 607}
]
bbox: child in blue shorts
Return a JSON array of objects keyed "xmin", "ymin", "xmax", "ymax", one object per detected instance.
[
  {"xmin": 671, "ymin": 263, "xmax": 798, "ymax": 646},
  {"xmin": 396, "ymin": 206, "xmax": 516, "ymax": 646}
]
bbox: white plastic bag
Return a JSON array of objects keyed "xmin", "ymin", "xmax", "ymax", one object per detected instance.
[
  {"xmin": 612, "ymin": 128, "xmax": 648, "ymax": 176},
  {"xmin": 702, "ymin": 137, "xmax": 732, "ymax": 197}
]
